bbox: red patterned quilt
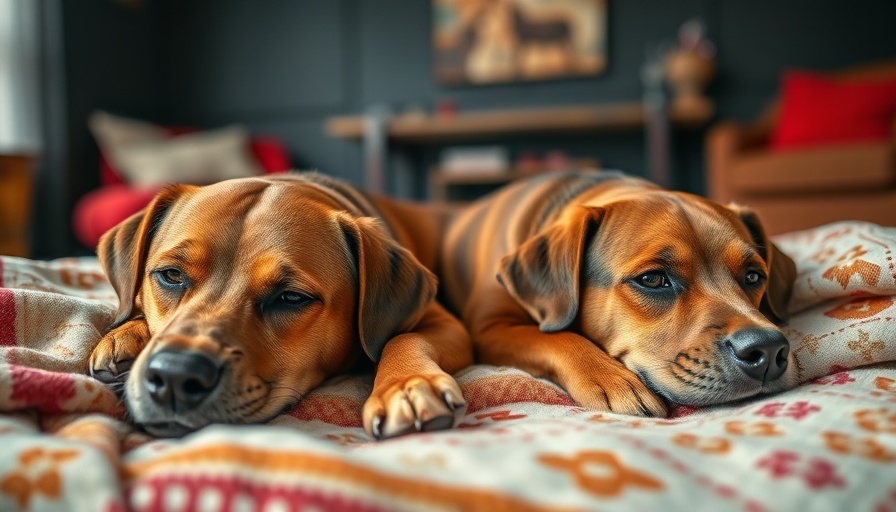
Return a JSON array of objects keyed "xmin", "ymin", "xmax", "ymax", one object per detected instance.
[{"xmin": 1, "ymin": 221, "xmax": 895, "ymax": 511}]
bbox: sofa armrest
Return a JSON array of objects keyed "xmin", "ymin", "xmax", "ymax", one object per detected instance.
[{"xmin": 706, "ymin": 121, "xmax": 771, "ymax": 203}]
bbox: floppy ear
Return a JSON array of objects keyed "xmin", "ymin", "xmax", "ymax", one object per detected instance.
[
  {"xmin": 336, "ymin": 213, "xmax": 438, "ymax": 362},
  {"xmin": 497, "ymin": 206, "xmax": 605, "ymax": 332},
  {"xmin": 731, "ymin": 206, "xmax": 797, "ymax": 324},
  {"xmin": 97, "ymin": 185, "xmax": 194, "ymax": 328}
]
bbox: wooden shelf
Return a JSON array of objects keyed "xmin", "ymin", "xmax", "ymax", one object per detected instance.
[{"xmin": 325, "ymin": 101, "xmax": 713, "ymax": 143}]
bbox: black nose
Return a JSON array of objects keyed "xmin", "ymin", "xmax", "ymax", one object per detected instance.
[
  {"xmin": 725, "ymin": 328, "xmax": 789, "ymax": 383},
  {"xmin": 144, "ymin": 350, "xmax": 221, "ymax": 410}
]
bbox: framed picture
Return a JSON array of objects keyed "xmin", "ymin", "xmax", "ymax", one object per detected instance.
[{"xmin": 433, "ymin": 0, "xmax": 608, "ymax": 85}]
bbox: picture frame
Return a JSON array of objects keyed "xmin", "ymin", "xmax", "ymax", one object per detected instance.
[{"xmin": 433, "ymin": 0, "xmax": 608, "ymax": 85}]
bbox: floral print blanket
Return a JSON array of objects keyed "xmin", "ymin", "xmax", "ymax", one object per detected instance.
[{"xmin": 1, "ymin": 221, "xmax": 895, "ymax": 512}]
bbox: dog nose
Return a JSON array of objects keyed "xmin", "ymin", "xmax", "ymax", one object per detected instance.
[
  {"xmin": 144, "ymin": 350, "xmax": 221, "ymax": 409},
  {"xmin": 725, "ymin": 328, "xmax": 789, "ymax": 383}
]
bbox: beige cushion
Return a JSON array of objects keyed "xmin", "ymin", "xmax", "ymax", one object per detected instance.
[
  {"xmin": 114, "ymin": 125, "xmax": 262, "ymax": 187},
  {"xmin": 88, "ymin": 111, "xmax": 167, "ymax": 168},
  {"xmin": 88, "ymin": 111, "xmax": 262, "ymax": 187}
]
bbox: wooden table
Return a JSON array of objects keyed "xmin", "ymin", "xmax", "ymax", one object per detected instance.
[
  {"xmin": 325, "ymin": 101, "xmax": 714, "ymax": 194},
  {"xmin": 0, "ymin": 153, "xmax": 37, "ymax": 257}
]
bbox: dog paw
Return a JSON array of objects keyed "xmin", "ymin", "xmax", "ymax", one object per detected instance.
[
  {"xmin": 568, "ymin": 368, "xmax": 668, "ymax": 418},
  {"xmin": 363, "ymin": 373, "xmax": 467, "ymax": 440},
  {"xmin": 88, "ymin": 319, "xmax": 151, "ymax": 386}
]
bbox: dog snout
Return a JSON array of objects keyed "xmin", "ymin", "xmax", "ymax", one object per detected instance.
[
  {"xmin": 724, "ymin": 328, "xmax": 789, "ymax": 383},
  {"xmin": 144, "ymin": 350, "xmax": 222, "ymax": 410}
]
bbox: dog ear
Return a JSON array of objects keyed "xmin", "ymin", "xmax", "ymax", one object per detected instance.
[
  {"xmin": 97, "ymin": 185, "xmax": 194, "ymax": 328},
  {"xmin": 336, "ymin": 213, "xmax": 438, "ymax": 362},
  {"xmin": 497, "ymin": 206, "xmax": 605, "ymax": 332},
  {"xmin": 731, "ymin": 206, "xmax": 797, "ymax": 324}
]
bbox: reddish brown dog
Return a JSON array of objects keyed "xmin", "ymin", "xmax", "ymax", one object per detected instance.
[
  {"xmin": 441, "ymin": 170, "xmax": 797, "ymax": 415},
  {"xmin": 89, "ymin": 172, "xmax": 472, "ymax": 439}
]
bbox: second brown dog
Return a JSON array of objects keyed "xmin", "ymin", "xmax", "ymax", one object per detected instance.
[{"xmin": 441, "ymin": 170, "xmax": 797, "ymax": 415}]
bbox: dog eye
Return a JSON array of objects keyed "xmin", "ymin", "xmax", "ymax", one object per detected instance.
[
  {"xmin": 263, "ymin": 291, "xmax": 316, "ymax": 314},
  {"xmin": 745, "ymin": 270, "xmax": 765, "ymax": 286},
  {"xmin": 156, "ymin": 268, "xmax": 185, "ymax": 287},
  {"xmin": 636, "ymin": 271, "xmax": 671, "ymax": 289},
  {"xmin": 278, "ymin": 291, "xmax": 312, "ymax": 306}
]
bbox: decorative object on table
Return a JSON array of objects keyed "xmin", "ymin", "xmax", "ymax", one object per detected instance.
[
  {"xmin": 399, "ymin": 104, "xmax": 428, "ymax": 123},
  {"xmin": 543, "ymin": 150, "xmax": 572, "ymax": 171},
  {"xmin": 433, "ymin": 0, "xmax": 607, "ymax": 85},
  {"xmin": 435, "ymin": 98, "xmax": 459, "ymax": 118},
  {"xmin": 515, "ymin": 151, "xmax": 542, "ymax": 174},
  {"xmin": 664, "ymin": 19, "xmax": 716, "ymax": 113},
  {"xmin": 440, "ymin": 146, "xmax": 510, "ymax": 176}
]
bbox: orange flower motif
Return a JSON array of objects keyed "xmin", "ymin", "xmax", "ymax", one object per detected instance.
[
  {"xmin": 324, "ymin": 433, "xmax": 365, "ymax": 446},
  {"xmin": 874, "ymin": 376, "xmax": 896, "ymax": 393},
  {"xmin": 822, "ymin": 431, "xmax": 896, "ymax": 463},
  {"xmin": 836, "ymin": 245, "xmax": 869, "ymax": 262},
  {"xmin": 724, "ymin": 421, "xmax": 784, "ymax": 437},
  {"xmin": 539, "ymin": 450, "xmax": 662, "ymax": 497},
  {"xmin": 846, "ymin": 330, "xmax": 886, "ymax": 362},
  {"xmin": 671, "ymin": 433, "xmax": 731, "ymax": 454},
  {"xmin": 0, "ymin": 447, "xmax": 80, "ymax": 509},
  {"xmin": 854, "ymin": 408, "xmax": 896, "ymax": 434},
  {"xmin": 60, "ymin": 269, "xmax": 106, "ymax": 290},
  {"xmin": 823, "ymin": 258, "xmax": 881, "ymax": 289},
  {"xmin": 824, "ymin": 297, "xmax": 893, "ymax": 320}
]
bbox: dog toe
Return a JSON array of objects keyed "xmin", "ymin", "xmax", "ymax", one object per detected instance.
[
  {"xmin": 568, "ymin": 370, "xmax": 668, "ymax": 417},
  {"xmin": 363, "ymin": 374, "xmax": 466, "ymax": 440},
  {"xmin": 88, "ymin": 320, "xmax": 150, "ymax": 386}
]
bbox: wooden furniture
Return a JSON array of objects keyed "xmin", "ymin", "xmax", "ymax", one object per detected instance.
[
  {"xmin": 326, "ymin": 102, "xmax": 712, "ymax": 142},
  {"xmin": 0, "ymin": 153, "xmax": 37, "ymax": 257},
  {"xmin": 325, "ymin": 101, "xmax": 714, "ymax": 195},
  {"xmin": 429, "ymin": 158, "xmax": 600, "ymax": 202},
  {"xmin": 706, "ymin": 60, "xmax": 896, "ymax": 235}
]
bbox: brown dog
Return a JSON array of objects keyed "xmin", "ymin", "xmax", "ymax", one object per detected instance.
[
  {"xmin": 89, "ymin": 172, "xmax": 472, "ymax": 439},
  {"xmin": 441, "ymin": 170, "xmax": 797, "ymax": 415}
]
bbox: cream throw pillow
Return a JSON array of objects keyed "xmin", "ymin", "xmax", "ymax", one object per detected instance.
[{"xmin": 88, "ymin": 111, "xmax": 263, "ymax": 187}]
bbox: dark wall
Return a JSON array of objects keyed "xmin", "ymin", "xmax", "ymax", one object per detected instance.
[
  {"xmin": 32, "ymin": 0, "xmax": 167, "ymax": 257},
  {"xmin": 42, "ymin": 0, "xmax": 896, "ymax": 256},
  {"xmin": 156, "ymin": 0, "xmax": 896, "ymax": 194}
]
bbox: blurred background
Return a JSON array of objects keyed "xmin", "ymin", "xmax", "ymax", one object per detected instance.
[{"xmin": 1, "ymin": 0, "xmax": 895, "ymax": 259}]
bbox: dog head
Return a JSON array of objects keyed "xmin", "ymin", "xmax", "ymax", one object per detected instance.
[
  {"xmin": 99, "ymin": 176, "xmax": 436, "ymax": 436},
  {"xmin": 497, "ymin": 191, "xmax": 798, "ymax": 406}
]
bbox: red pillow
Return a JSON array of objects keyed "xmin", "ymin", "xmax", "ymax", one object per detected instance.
[{"xmin": 770, "ymin": 71, "xmax": 896, "ymax": 150}]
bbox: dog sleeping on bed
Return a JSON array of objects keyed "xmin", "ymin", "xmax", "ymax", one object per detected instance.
[
  {"xmin": 89, "ymin": 169, "xmax": 798, "ymax": 439},
  {"xmin": 88, "ymin": 173, "xmax": 472, "ymax": 439},
  {"xmin": 440, "ymin": 170, "xmax": 798, "ymax": 416}
]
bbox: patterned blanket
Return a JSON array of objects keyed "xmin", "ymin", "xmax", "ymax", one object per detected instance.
[{"xmin": 1, "ymin": 221, "xmax": 895, "ymax": 512}]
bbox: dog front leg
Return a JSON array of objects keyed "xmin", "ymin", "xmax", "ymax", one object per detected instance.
[
  {"xmin": 363, "ymin": 303, "xmax": 472, "ymax": 440},
  {"xmin": 467, "ymin": 286, "xmax": 667, "ymax": 417}
]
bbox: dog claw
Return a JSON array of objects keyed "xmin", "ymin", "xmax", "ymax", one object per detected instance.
[
  {"xmin": 442, "ymin": 390, "xmax": 456, "ymax": 410},
  {"xmin": 414, "ymin": 418, "xmax": 422, "ymax": 432},
  {"xmin": 90, "ymin": 367, "xmax": 127, "ymax": 385},
  {"xmin": 372, "ymin": 415, "xmax": 383, "ymax": 440}
]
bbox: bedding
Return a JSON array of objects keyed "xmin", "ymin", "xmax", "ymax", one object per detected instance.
[{"xmin": 1, "ymin": 220, "xmax": 895, "ymax": 511}]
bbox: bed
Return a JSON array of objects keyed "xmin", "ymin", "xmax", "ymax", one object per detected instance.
[{"xmin": 1, "ymin": 221, "xmax": 895, "ymax": 511}]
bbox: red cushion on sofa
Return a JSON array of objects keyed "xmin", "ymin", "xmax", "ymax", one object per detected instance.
[{"xmin": 770, "ymin": 71, "xmax": 896, "ymax": 150}]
